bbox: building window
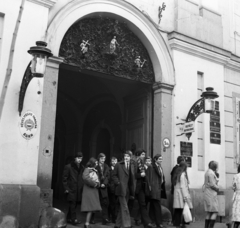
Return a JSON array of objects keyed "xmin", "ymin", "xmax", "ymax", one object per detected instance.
[
  {"xmin": 234, "ymin": 94, "xmax": 240, "ymax": 164},
  {"xmin": 0, "ymin": 13, "xmax": 4, "ymax": 63},
  {"xmin": 197, "ymin": 72, "xmax": 204, "ymax": 170}
]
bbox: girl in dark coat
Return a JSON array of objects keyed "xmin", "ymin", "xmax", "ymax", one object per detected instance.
[{"xmin": 81, "ymin": 157, "xmax": 102, "ymax": 228}]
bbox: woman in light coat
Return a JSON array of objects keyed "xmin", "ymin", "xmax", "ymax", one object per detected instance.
[
  {"xmin": 173, "ymin": 161, "xmax": 193, "ymax": 228},
  {"xmin": 81, "ymin": 157, "xmax": 102, "ymax": 228},
  {"xmin": 203, "ymin": 161, "xmax": 219, "ymax": 228},
  {"xmin": 231, "ymin": 164, "xmax": 240, "ymax": 228}
]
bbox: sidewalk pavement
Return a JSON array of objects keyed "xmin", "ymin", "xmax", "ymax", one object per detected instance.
[{"xmin": 66, "ymin": 219, "xmax": 228, "ymax": 228}]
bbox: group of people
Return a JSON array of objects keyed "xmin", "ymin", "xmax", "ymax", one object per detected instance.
[
  {"xmin": 62, "ymin": 149, "xmax": 240, "ymax": 228},
  {"xmin": 62, "ymin": 149, "xmax": 167, "ymax": 228}
]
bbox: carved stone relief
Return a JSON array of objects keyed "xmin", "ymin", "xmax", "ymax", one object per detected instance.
[{"xmin": 59, "ymin": 16, "xmax": 155, "ymax": 83}]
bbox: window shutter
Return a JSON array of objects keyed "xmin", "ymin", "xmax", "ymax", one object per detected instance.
[{"xmin": 236, "ymin": 98, "xmax": 240, "ymax": 159}]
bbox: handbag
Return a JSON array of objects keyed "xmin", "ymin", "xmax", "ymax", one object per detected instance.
[{"xmin": 183, "ymin": 202, "xmax": 192, "ymax": 223}]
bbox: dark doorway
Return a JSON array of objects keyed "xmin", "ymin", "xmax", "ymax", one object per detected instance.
[
  {"xmin": 52, "ymin": 63, "xmax": 152, "ymax": 206},
  {"xmin": 96, "ymin": 129, "xmax": 111, "ymax": 164}
]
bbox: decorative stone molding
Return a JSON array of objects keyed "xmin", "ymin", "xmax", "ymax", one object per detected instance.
[
  {"xmin": 153, "ymin": 82, "xmax": 174, "ymax": 94},
  {"xmin": 168, "ymin": 33, "xmax": 240, "ymax": 73},
  {"xmin": 46, "ymin": 0, "xmax": 175, "ymax": 85},
  {"xmin": 27, "ymin": 0, "xmax": 57, "ymax": 8}
]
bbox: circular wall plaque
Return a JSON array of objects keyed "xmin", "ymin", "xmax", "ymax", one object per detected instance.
[
  {"xmin": 162, "ymin": 137, "xmax": 171, "ymax": 148},
  {"xmin": 19, "ymin": 111, "xmax": 38, "ymax": 140}
]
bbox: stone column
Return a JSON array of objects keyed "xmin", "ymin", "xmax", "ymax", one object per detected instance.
[
  {"xmin": 152, "ymin": 82, "xmax": 174, "ymax": 187},
  {"xmin": 37, "ymin": 56, "xmax": 63, "ymax": 208}
]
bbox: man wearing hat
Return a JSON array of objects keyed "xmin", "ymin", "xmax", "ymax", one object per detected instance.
[
  {"xmin": 112, "ymin": 150, "xmax": 136, "ymax": 228},
  {"xmin": 62, "ymin": 152, "xmax": 84, "ymax": 225}
]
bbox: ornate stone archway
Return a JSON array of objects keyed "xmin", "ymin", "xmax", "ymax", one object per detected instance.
[{"xmin": 37, "ymin": 0, "xmax": 175, "ymax": 204}]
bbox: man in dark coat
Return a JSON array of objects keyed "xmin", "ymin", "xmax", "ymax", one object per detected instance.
[
  {"xmin": 147, "ymin": 154, "xmax": 165, "ymax": 228},
  {"xmin": 112, "ymin": 150, "xmax": 136, "ymax": 228},
  {"xmin": 62, "ymin": 152, "xmax": 84, "ymax": 225},
  {"xmin": 108, "ymin": 156, "xmax": 118, "ymax": 223},
  {"xmin": 135, "ymin": 149, "xmax": 155, "ymax": 228},
  {"xmin": 96, "ymin": 153, "xmax": 110, "ymax": 225}
]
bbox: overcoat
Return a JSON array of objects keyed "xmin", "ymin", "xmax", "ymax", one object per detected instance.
[
  {"xmin": 173, "ymin": 172, "xmax": 193, "ymax": 209},
  {"xmin": 147, "ymin": 163, "xmax": 163, "ymax": 200},
  {"xmin": 232, "ymin": 173, "xmax": 240, "ymax": 222},
  {"xmin": 62, "ymin": 161, "xmax": 84, "ymax": 202},
  {"xmin": 203, "ymin": 169, "xmax": 219, "ymax": 212},
  {"xmin": 96, "ymin": 163, "xmax": 110, "ymax": 198},
  {"xmin": 108, "ymin": 166, "xmax": 116, "ymax": 194},
  {"xmin": 112, "ymin": 161, "xmax": 136, "ymax": 197},
  {"xmin": 81, "ymin": 167, "xmax": 102, "ymax": 212},
  {"xmin": 135, "ymin": 158, "xmax": 147, "ymax": 195}
]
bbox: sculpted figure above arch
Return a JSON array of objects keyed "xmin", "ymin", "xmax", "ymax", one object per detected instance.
[{"xmin": 59, "ymin": 16, "xmax": 155, "ymax": 83}]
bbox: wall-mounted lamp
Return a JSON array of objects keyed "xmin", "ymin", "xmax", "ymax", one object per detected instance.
[
  {"xmin": 185, "ymin": 87, "xmax": 219, "ymax": 139},
  {"xmin": 28, "ymin": 41, "xmax": 53, "ymax": 77},
  {"xmin": 18, "ymin": 41, "xmax": 52, "ymax": 116}
]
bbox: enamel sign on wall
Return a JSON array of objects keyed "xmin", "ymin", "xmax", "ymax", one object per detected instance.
[{"xmin": 19, "ymin": 111, "xmax": 38, "ymax": 140}]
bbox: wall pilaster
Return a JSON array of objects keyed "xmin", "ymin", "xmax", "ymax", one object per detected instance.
[
  {"xmin": 152, "ymin": 82, "xmax": 174, "ymax": 188},
  {"xmin": 37, "ymin": 56, "xmax": 63, "ymax": 208}
]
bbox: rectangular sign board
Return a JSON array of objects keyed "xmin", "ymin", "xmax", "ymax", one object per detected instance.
[
  {"xmin": 215, "ymin": 101, "xmax": 219, "ymax": 111},
  {"xmin": 180, "ymin": 142, "xmax": 193, "ymax": 157},
  {"xmin": 210, "ymin": 111, "xmax": 220, "ymax": 122},
  {"xmin": 210, "ymin": 122, "xmax": 221, "ymax": 133},
  {"xmin": 210, "ymin": 132, "xmax": 221, "ymax": 144},
  {"xmin": 183, "ymin": 121, "xmax": 195, "ymax": 134}
]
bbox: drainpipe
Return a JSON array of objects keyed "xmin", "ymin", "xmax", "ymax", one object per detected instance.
[{"xmin": 0, "ymin": 0, "xmax": 26, "ymax": 121}]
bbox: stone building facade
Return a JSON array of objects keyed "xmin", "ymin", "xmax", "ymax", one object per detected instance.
[{"xmin": 0, "ymin": 0, "xmax": 240, "ymax": 226}]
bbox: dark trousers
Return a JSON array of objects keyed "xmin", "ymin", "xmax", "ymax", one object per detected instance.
[
  {"xmin": 99, "ymin": 193, "xmax": 109, "ymax": 220},
  {"xmin": 149, "ymin": 199, "xmax": 162, "ymax": 226},
  {"xmin": 108, "ymin": 191, "xmax": 118, "ymax": 221},
  {"xmin": 136, "ymin": 189, "xmax": 151, "ymax": 225},
  {"xmin": 173, "ymin": 208, "xmax": 190, "ymax": 226},
  {"xmin": 67, "ymin": 201, "xmax": 79, "ymax": 221}
]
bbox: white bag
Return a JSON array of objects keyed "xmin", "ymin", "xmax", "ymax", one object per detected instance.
[{"xmin": 183, "ymin": 202, "xmax": 192, "ymax": 223}]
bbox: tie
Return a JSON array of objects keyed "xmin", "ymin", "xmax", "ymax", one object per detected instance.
[{"xmin": 126, "ymin": 162, "xmax": 129, "ymax": 170}]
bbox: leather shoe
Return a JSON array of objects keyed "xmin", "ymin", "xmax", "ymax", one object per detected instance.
[
  {"xmin": 90, "ymin": 220, "xmax": 95, "ymax": 224},
  {"xmin": 145, "ymin": 223, "xmax": 156, "ymax": 228},
  {"xmin": 71, "ymin": 219, "xmax": 81, "ymax": 225},
  {"xmin": 156, "ymin": 225, "xmax": 165, "ymax": 228},
  {"xmin": 135, "ymin": 220, "xmax": 141, "ymax": 225},
  {"xmin": 102, "ymin": 218, "xmax": 110, "ymax": 225}
]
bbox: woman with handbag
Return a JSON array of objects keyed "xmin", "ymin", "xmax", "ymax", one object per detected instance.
[
  {"xmin": 81, "ymin": 157, "xmax": 102, "ymax": 228},
  {"xmin": 173, "ymin": 161, "xmax": 193, "ymax": 228},
  {"xmin": 203, "ymin": 161, "xmax": 219, "ymax": 228},
  {"xmin": 231, "ymin": 164, "xmax": 240, "ymax": 228}
]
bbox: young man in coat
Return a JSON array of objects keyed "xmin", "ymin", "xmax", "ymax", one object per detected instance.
[
  {"xmin": 112, "ymin": 150, "xmax": 136, "ymax": 228},
  {"xmin": 135, "ymin": 149, "xmax": 155, "ymax": 228},
  {"xmin": 147, "ymin": 154, "xmax": 166, "ymax": 228},
  {"xmin": 62, "ymin": 152, "xmax": 84, "ymax": 225},
  {"xmin": 108, "ymin": 156, "xmax": 118, "ymax": 223},
  {"xmin": 96, "ymin": 153, "xmax": 110, "ymax": 225}
]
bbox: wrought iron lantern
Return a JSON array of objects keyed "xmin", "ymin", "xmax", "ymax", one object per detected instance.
[
  {"xmin": 201, "ymin": 87, "xmax": 219, "ymax": 113},
  {"xmin": 28, "ymin": 41, "xmax": 52, "ymax": 77},
  {"xmin": 18, "ymin": 41, "xmax": 52, "ymax": 116},
  {"xmin": 185, "ymin": 87, "xmax": 219, "ymax": 139}
]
